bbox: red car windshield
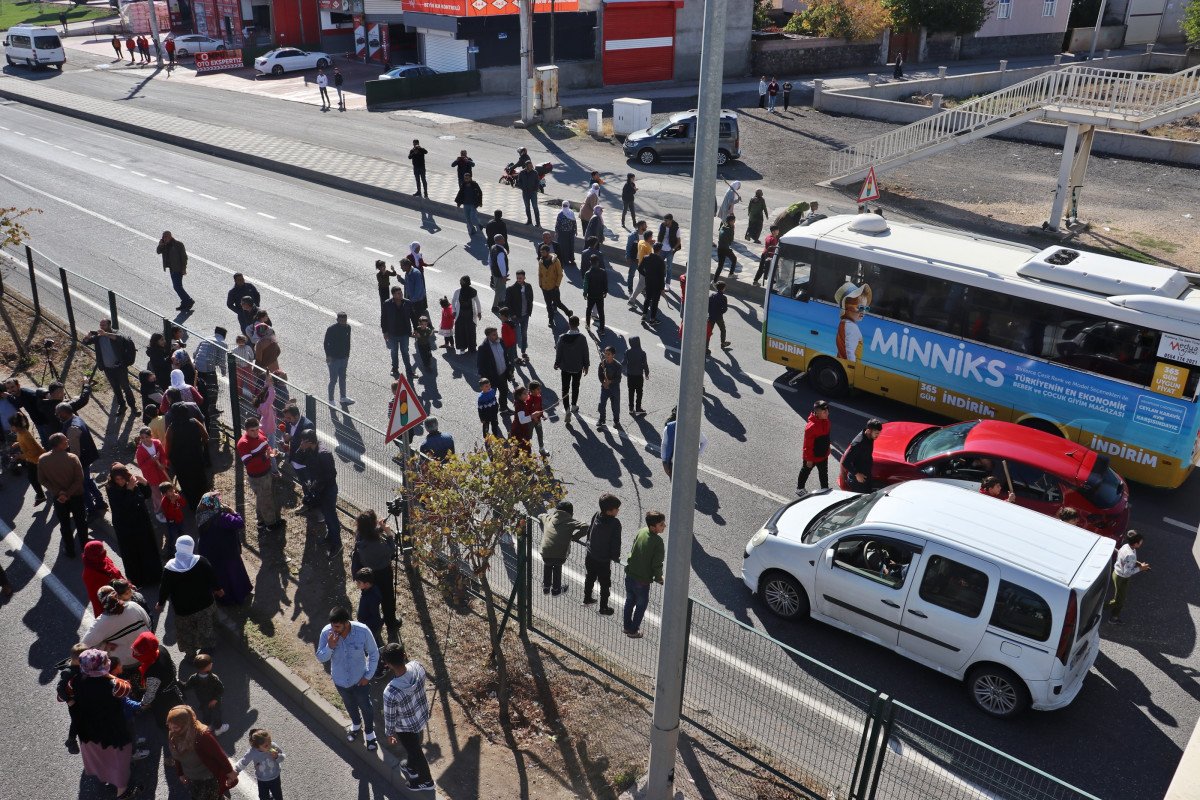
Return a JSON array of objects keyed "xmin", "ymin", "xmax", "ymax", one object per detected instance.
[{"xmin": 905, "ymin": 421, "xmax": 981, "ymax": 463}]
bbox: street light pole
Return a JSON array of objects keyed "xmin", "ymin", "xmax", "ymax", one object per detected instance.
[
  {"xmin": 518, "ymin": 0, "xmax": 536, "ymax": 124},
  {"xmin": 644, "ymin": 0, "xmax": 727, "ymax": 795},
  {"xmin": 146, "ymin": 0, "xmax": 163, "ymax": 68}
]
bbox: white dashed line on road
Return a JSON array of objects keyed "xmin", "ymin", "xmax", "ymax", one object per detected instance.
[
  {"xmin": 30, "ymin": 136, "xmax": 49, "ymax": 144},
  {"xmin": 226, "ymin": 201, "xmax": 247, "ymax": 209},
  {"xmin": 176, "ymin": 185, "xmax": 194, "ymax": 192},
  {"xmin": 257, "ymin": 212, "xmax": 276, "ymax": 219},
  {"xmin": 152, "ymin": 177, "xmax": 169, "ymax": 184},
  {"xmin": 130, "ymin": 170, "xmax": 146, "ymax": 177},
  {"xmin": 364, "ymin": 247, "xmax": 393, "ymax": 258},
  {"xmin": 199, "ymin": 193, "xmax": 218, "ymax": 200},
  {"xmin": 326, "ymin": 234, "xmax": 351, "ymax": 243},
  {"xmin": 109, "ymin": 163, "xmax": 125, "ymax": 170},
  {"xmin": 54, "ymin": 144, "xmax": 69, "ymax": 151},
  {"xmin": 71, "ymin": 150, "xmax": 86, "ymax": 156},
  {"xmin": 1163, "ymin": 517, "xmax": 1197, "ymax": 534},
  {"xmin": 290, "ymin": 222, "xmax": 312, "ymax": 231},
  {"xmin": 90, "ymin": 157, "xmax": 105, "ymax": 163},
  {"xmin": 13, "ymin": 131, "xmax": 27, "ymax": 136},
  {"xmin": 0, "ymin": 125, "xmax": 9, "ymax": 130}
]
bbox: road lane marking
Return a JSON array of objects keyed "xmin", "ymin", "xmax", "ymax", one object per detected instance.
[
  {"xmin": 0, "ymin": 125, "xmax": 8, "ymax": 130},
  {"xmin": 0, "ymin": 174, "xmax": 364, "ymax": 328},
  {"xmin": 290, "ymin": 222, "xmax": 312, "ymax": 231},
  {"xmin": 152, "ymin": 177, "xmax": 169, "ymax": 184},
  {"xmin": 14, "ymin": 131, "xmax": 27, "ymax": 136},
  {"xmin": 55, "ymin": 145, "xmax": 69, "ymax": 151},
  {"xmin": 109, "ymin": 163, "xmax": 125, "ymax": 170},
  {"xmin": 226, "ymin": 201, "xmax": 246, "ymax": 209},
  {"xmin": 130, "ymin": 170, "xmax": 146, "ymax": 177},
  {"xmin": 0, "ymin": 520, "xmax": 91, "ymax": 623},
  {"xmin": 90, "ymin": 157, "xmax": 105, "ymax": 163},
  {"xmin": 1164, "ymin": 517, "xmax": 1197, "ymax": 534},
  {"xmin": 257, "ymin": 212, "xmax": 276, "ymax": 219},
  {"xmin": 199, "ymin": 193, "xmax": 218, "ymax": 200},
  {"xmin": 364, "ymin": 247, "xmax": 393, "ymax": 258},
  {"xmin": 176, "ymin": 185, "xmax": 194, "ymax": 192},
  {"xmin": 326, "ymin": 234, "xmax": 351, "ymax": 243},
  {"xmin": 31, "ymin": 136, "xmax": 49, "ymax": 144}
]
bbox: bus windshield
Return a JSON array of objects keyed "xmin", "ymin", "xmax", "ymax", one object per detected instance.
[{"xmin": 908, "ymin": 421, "xmax": 980, "ymax": 462}]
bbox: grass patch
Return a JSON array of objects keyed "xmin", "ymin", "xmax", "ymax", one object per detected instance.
[
  {"xmin": 0, "ymin": 3, "xmax": 112, "ymax": 32},
  {"xmin": 1132, "ymin": 233, "xmax": 1179, "ymax": 254},
  {"xmin": 1097, "ymin": 244, "xmax": 1158, "ymax": 264}
]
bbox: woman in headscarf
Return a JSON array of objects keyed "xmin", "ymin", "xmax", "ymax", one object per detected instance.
[
  {"xmin": 351, "ymin": 509, "xmax": 400, "ymax": 643},
  {"xmin": 138, "ymin": 370, "xmax": 163, "ymax": 409},
  {"xmin": 408, "ymin": 241, "xmax": 427, "ymax": 272},
  {"xmin": 166, "ymin": 705, "xmax": 238, "ymax": 800},
  {"xmin": 160, "ymin": 369, "xmax": 205, "ymax": 414},
  {"xmin": 73, "ymin": 649, "xmax": 141, "ymax": 800},
  {"xmin": 584, "ymin": 205, "xmax": 605, "ymax": 243},
  {"xmin": 129, "ymin": 632, "xmax": 185, "ymax": 753},
  {"xmin": 717, "ymin": 180, "xmax": 742, "ymax": 221},
  {"xmin": 251, "ymin": 370, "xmax": 278, "ymax": 447},
  {"xmin": 146, "ymin": 332, "xmax": 173, "ymax": 391},
  {"xmin": 745, "ymin": 188, "xmax": 769, "ymax": 243},
  {"xmin": 554, "ymin": 200, "xmax": 578, "ymax": 268},
  {"xmin": 157, "ymin": 535, "xmax": 223, "ymax": 660},
  {"xmin": 82, "ymin": 540, "xmax": 125, "ymax": 618},
  {"xmin": 580, "ymin": 183, "xmax": 601, "ymax": 225},
  {"xmin": 172, "ymin": 348, "xmax": 197, "ymax": 387},
  {"xmin": 134, "ymin": 426, "xmax": 170, "ymax": 516},
  {"xmin": 107, "ymin": 463, "xmax": 163, "ymax": 587},
  {"xmin": 83, "ymin": 585, "xmax": 152, "ymax": 664},
  {"xmin": 166, "ymin": 400, "xmax": 211, "ymax": 510},
  {"xmin": 451, "ymin": 275, "xmax": 482, "ymax": 355},
  {"xmin": 253, "ymin": 324, "xmax": 281, "ymax": 374},
  {"xmin": 194, "ymin": 492, "xmax": 253, "ymax": 606}
]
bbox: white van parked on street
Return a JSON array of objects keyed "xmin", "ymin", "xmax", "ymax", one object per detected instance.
[
  {"xmin": 3, "ymin": 25, "xmax": 66, "ymax": 70},
  {"xmin": 742, "ymin": 480, "xmax": 1112, "ymax": 718}
]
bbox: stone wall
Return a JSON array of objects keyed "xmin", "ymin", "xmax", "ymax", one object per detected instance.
[
  {"xmin": 751, "ymin": 36, "xmax": 883, "ymax": 76},
  {"xmin": 961, "ymin": 31, "xmax": 1065, "ymax": 59},
  {"xmin": 1066, "ymin": 25, "xmax": 1127, "ymax": 52}
]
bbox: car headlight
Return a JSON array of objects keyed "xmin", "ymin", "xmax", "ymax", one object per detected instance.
[{"xmin": 747, "ymin": 529, "xmax": 769, "ymax": 551}]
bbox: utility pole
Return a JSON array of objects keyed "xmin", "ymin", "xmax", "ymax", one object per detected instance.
[
  {"xmin": 146, "ymin": 0, "xmax": 163, "ymax": 68},
  {"xmin": 1087, "ymin": 0, "xmax": 1109, "ymax": 61},
  {"xmin": 549, "ymin": 0, "xmax": 555, "ymax": 66},
  {"xmin": 644, "ymin": 0, "xmax": 727, "ymax": 795},
  {"xmin": 518, "ymin": 0, "xmax": 536, "ymax": 124}
]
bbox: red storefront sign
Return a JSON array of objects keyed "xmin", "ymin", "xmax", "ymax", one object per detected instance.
[
  {"xmin": 194, "ymin": 50, "xmax": 245, "ymax": 72},
  {"xmin": 353, "ymin": 14, "xmax": 366, "ymax": 58},
  {"xmin": 378, "ymin": 23, "xmax": 390, "ymax": 63},
  {"xmin": 400, "ymin": 0, "xmax": 577, "ymax": 15}
]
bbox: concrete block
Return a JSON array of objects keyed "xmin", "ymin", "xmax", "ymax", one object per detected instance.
[
  {"xmin": 999, "ymin": 59, "xmax": 1007, "ymax": 72},
  {"xmin": 932, "ymin": 93, "xmax": 943, "ymax": 112},
  {"xmin": 868, "ymin": 73, "xmax": 878, "ymax": 87},
  {"xmin": 937, "ymin": 65, "xmax": 946, "ymax": 78}
]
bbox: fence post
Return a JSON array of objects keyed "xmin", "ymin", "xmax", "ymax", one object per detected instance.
[
  {"xmin": 305, "ymin": 394, "xmax": 317, "ymax": 433},
  {"xmin": 25, "ymin": 246, "xmax": 40, "ymax": 317},
  {"xmin": 524, "ymin": 516, "xmax": 534, "ymax": 630},
  {"xmin": 865, "ymin": 694, "xmax": 896, "ymax": 800},
  {"xmin": 162, "ymin": 318, "xmax": 173, "ymax": 342},
  {"xmin": 227, "ymin": 352, "xmax": 242, "ymax": 434},
  {"xmin": 850, "ymin": 692, "xmax": 894, "ymax": 800},
  {"xmin": 108, "ymin": 290, "xmax": 119, "ymax": 330},
  {"xmin": 677, "ymin": 598, "xmax": 695, "ymax": 701},
  {"xmin": 59, "ymin": 267, "xmax": 76, "ymax": 338},
  {"xmin": 516, "ymin": 519, "xmax": 528, "ymax": 639}
]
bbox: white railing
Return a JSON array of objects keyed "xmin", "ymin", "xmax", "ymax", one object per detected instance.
[{"xmin": 829, "ymin": 63, "xmax": 1200, "ymax": 178}]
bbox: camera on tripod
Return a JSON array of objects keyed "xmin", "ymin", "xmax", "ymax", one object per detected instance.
[{"xmin": 386, "ymin": 495, "xmax": 407, "ymax": 518}]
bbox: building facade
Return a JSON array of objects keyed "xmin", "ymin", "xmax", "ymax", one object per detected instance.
[{"xmin": 967, "ymin": 0, "xmax": 1070, "ymax": 56}]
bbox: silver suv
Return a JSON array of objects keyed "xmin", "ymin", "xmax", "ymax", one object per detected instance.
[{"xmin": 622, "ymin": 109, "xmax": 741, "ymax": 166}]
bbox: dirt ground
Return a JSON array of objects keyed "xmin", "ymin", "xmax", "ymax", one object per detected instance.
[{"xmin": 0, "ymin": 289, "xmax": 800, "ymax": 800}]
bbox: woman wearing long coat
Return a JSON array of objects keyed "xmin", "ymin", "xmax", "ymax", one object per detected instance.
[
  {"xmin": 452, "ymin": 276, "xmax": 482, "ymax": 355},
  {"xmin": 106, "ymin": 463, "xmax": 163, "ymax": 586},
  {"xmin": 73, "ymin": 649, "xmax": 141, "ymax": 800},
  {"xmin": 166, "ymin": 406, "xmax": 211, "ymax": 510},
  {"xmin": 194, "ymin": 492, "xmax": 253, "ymax": 606}
]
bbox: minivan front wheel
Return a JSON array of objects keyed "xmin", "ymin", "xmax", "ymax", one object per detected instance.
[
  {"xmin": 717, "ymin": 149, "xmax": 730, "ymax": 166},
  {"xmin": 637, "ymin": 148, "xmax": 657, "ymax": 165},
  {"xmin": 967, "ymin": 665, "xmax": 1029, "ymax": 718},
  {"xmin": 760, "ymin": 571, "xmax": 809, "ymax": 620}
]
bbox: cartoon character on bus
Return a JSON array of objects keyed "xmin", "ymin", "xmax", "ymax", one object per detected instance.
[{"xmin": 835, "ymin": 281, "xmax": 872, "ymax": 363}]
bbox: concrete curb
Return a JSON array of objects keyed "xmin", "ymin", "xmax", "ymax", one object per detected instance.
[
  {"xmin": 211, "ymin": 607, "xmax": 425, "ymax": 796},
  {"xmin": 0, "ymin": 85, "xmax": 766, "ymax": 306}
]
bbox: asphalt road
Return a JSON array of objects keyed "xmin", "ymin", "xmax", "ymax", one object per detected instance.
[
  {"xmin": 2, "ymin": 100, "xmax": 1198, "ymax": 800},
  {"xmin": 0, "ymin": 489, "xmax": 407, "ymax": 800}
]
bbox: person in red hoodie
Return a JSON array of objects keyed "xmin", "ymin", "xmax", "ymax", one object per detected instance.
[{"xmin": 797, "ymin": 399, "xmax": 831, "ymax": 495}]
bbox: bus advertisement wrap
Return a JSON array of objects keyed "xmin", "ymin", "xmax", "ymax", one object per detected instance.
[{"xmin": 766, "ymin": 301, "xmax": 1197, "ymax": 485}]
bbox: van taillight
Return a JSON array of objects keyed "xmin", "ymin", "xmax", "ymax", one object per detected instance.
[{"xmin": 1055, "ymin": 589, "xmax": 1078, "ymax": 665}]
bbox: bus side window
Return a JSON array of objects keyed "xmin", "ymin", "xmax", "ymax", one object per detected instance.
[{"xmin": 771, "ymin": 258, "xmax": 795, "ymax": 298}]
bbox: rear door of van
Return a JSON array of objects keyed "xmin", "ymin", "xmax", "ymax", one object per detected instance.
[{"xmin": 897, "ymin": 544, "xmax": 1001, "ymax": 673}]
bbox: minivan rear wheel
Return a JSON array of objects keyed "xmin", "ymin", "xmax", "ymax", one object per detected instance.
[
  {"xmin": 637, "ymin": 148, "xmax": 657, "ymax": 165},
  {"xmin": 760, "ymin": 571, "xmax": 809, "ymax": 620},
  {"xmin": 967, "ymin": 665, "xmax": 1029, "ymax": 718},
  {"xmin": 717, "ymin": 149, "xmax": 730, "ymax": 166}
]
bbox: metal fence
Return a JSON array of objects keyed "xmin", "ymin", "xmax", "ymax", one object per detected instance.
[{"xmin": 0, "ymin": 242, "xmax": 1101, "ymax": 800}]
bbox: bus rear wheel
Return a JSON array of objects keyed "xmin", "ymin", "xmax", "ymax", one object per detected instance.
[
  {"xmin": 808, "ymin": 357, "xmax": 848, "ymax": 398},
  {"xmin": 1019, "ymin": 417, "xmax": 1064, "ymax": 438}
]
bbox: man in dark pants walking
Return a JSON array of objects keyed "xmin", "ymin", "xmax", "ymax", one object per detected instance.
[
  {"xmin": 38, "ymin": 433, "xmax": 89, "ymax": 557},
  {"xmin": 476, "ymin": 327, "xmax": 511, "ymax": 410},
  {"xmin": 450, "ymin": 150, "xmax": 475, "ymax": 187},
  {"xmin": 797, "ymin": 400, "xmax": 831, "ymax": 494},
  {"xmin": 225, "ymin": 273, "xmax": 260, "ymax": 319},
  {"xmin": 714, "ymin": 215, "xmax": 737, "ymax": 283},
  {"xmin": 82, "ymin": 318, "xmax": 137, "ymax": 414},
  {"xmin": 554, "ymin": 316, "xmax": 589, "ymax": 417},
  {"xmin": 504, "ymin": 270, "xmax": 534, "ymax": 363},
  {"xmin": 841, "ymin": 418, "xmax": 883, "ymax": 493},
  {"xmin": 408, "ymin": 140, "xmax": 429, "ymax": 198},
  {"xmin": 296, "ymin": 430, "xmax": 343, "ymax": 557},
  {"xmin": 621, "ymin": 173, "xmax": 638, "ymax": 228},
  {"xmin": 157, "ymin": 231, "xmax": 192, "ymax": 311},
  {"xmin": 333, "ymin": 67, "xmax": 346, "ymax": 110},
  {"xmin": 640, "ymin": 243, "xmax": 667, "ymax": 325},
  {"xmin": 537, "ymin": 245, "xmax": 571, "ymax": 325},
  {"xmin": 517, "ymin": 162, "xmax": 541, "ymax": 226},
  {"xmin": 583, "ymin": 494, "xmax": 622, "ymax": 616},
  {"xmin": 705, "ymin": 281, "xmax": 731, "ymax": 354},
  {"xmin": 583, "ymin": 254, "xmax": 608, "ymax": 332},
  {"xmin": 596, "ymin": 346, "xmax": 622, "ymax": 429}
]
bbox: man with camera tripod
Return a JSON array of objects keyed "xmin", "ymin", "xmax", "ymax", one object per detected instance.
[{"xmin": 82, "ymin": 318, "xmax": 137, "ymax": 415}]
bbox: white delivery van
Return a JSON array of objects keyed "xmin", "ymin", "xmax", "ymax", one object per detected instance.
[
  {"xmin": 3, "ymin": 25, "xmax": 67, "ymax": 70},
  {"xmin": 742, "ymin": 480, "xmax": 1112, "ymax": 718}
]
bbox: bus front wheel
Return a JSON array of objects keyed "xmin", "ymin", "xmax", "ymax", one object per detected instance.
[{"xmin": 808, "ymin": 357, "xmax": 848, "ymax": 398}]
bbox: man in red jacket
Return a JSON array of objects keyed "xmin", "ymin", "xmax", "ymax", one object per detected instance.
[{"xmin": 797, "ymin": 399, "xmax": 831, "ymax": 495}]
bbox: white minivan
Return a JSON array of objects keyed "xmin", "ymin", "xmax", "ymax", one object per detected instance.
[
  {"xmin": 3, "ymin": 25, "xmax": 67, "ymax": 70},
  {"xmin": 742, "ymin": 480, "xmax": 1112, "ymax": 718}
]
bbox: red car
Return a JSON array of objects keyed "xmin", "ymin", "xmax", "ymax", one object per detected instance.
[{"xmin": 839, "ymin": 419, "xmax": 1131, "ymax": 537}]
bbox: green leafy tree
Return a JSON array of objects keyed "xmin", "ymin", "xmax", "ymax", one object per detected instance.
[
  {"xmin": 1183, "ymin": 0, "xmax": 1200, "ymax": 45},
  {"xmin": 785, "ymin": 0, "xmax": 892, "ymax": 40},
  {"xmin": 754, "ymin": 0, "xmax": 774, "ymax": 29},
  {"xmin": 1, "ymin": 207, "xmax": 41, "ymax": 249},
  {"xmin": 403, "ymin": 438, "xmax": 564, "ymax": 719},
  {"xmin": 884, "ymin": 0, "xmax": 996, "ymax": 34}
]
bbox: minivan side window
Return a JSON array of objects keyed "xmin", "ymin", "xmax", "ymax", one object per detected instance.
[
  {"xmin": 918, "ymin": 555, "xmax": 989, "ymax": 618},
  {"xmin": 831, "ymin": 536, "xmax": 914, "ymax": 590},
  {"xmin": 989, "ymin": 580, "xmax": 1052, "ymax": 642},
  {"xmin": 11, "ymin": 35, "xmax": 32, "ymax": 48}
]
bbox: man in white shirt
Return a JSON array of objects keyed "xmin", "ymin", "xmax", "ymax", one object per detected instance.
[
  {"xmin": 316, "ymin": 69, "xmax": 330, "ymax": 109},
  {"xmin": 1107, "ymin": 531, "xmax": 1149, "ymax": 623}
]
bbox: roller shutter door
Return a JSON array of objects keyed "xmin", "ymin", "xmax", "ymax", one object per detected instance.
[
  {"xmin": 422, "ymin": 29, "xmax": 470, "ymax": 73},
  {"xmin": 603, "ymin": 2, "xmax": 675, "ymax": 85}
]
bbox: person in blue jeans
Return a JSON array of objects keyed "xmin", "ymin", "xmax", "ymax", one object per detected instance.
[
  {"xmin": 623, "ymin": 511, "xmax": 666, "ymax": 638},
  {"xmin": 295, "ymin": 430, "xmax": 343, "ymax": 558},
  {"xmin": 316, "ymin": 606, "xmax": 381, "ymax": 750}
]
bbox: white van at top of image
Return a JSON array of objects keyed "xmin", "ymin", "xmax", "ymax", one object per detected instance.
[
  {"xmin": 3, "ymin": 25, "xmax": 67, "ymax": 70},
  {"xmin": 742, "ymin": 480, "xmax": 1114, "ymax": 718}
]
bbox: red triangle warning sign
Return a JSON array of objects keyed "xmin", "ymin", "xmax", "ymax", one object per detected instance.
[
  {"xmin": 858, "ymin": 166, "xmax": 881, "ymax": 203},
  {"xmin": 385, "ymin": 373, "xmax": 428, "ymax": 442}
]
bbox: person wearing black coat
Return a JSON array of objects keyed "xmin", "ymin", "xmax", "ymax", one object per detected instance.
[
  {"xmin": 105, "ymin": 465, "xmax": 162, "ymax": 587},
  {"xmin": 583, "ymin": 494, "xmax": 622, "ymax": 615},
  {"xmin": 583, "ymin": 255, "xmax": 609, "ymax": 332},
  {"xmin": 485, "ymin": 210, "xmax": 508, "ymax": 245},
  {"xmin": 640, "ymin": 244, "xmax": 668, "ymax": 324},
  {"xmin": 381, "ymin": 287, "xmax": 415, "ymax": 378},
  {"xmin": 553, "ymin": 318, "xmax": 590, "ymax": 414},
  {"xmin": 840, "ymin": 419, "xmax": 883, "ymax": 493},
  {"xmin": 165, "ymin": 406, "xmax": 210, "ymax": 511},
  {"xmin": 225, "ymin": 274, "xmax": 260, "ymax": 317},
  {"xmin": 620, "ymin": 173, "xmax": 638, "ymax": 228},
  {"xmin": 504, "ymin": 275, "xmax": 535, "ymax": 361},
  {"xmin": 408, "ymin": 139, "xmax": 429, "ymax": 198},
  {"xmin": 476, "ymin": 328, "xmax": 511, "ymax": 409},
  {"xmin": 295, "ymin": 430, "xmax": 343, "ymax": 557},
  {"xmin": 516, "ymin": 164, "xmax": 542, "ymax": 226},
  {"xmin": 455, "ymin": 176, "xmax": 485, "ymax": 237},
  {"xmin": 451, "ymin": 150, "xmax": 475, "ymax": 187}
]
